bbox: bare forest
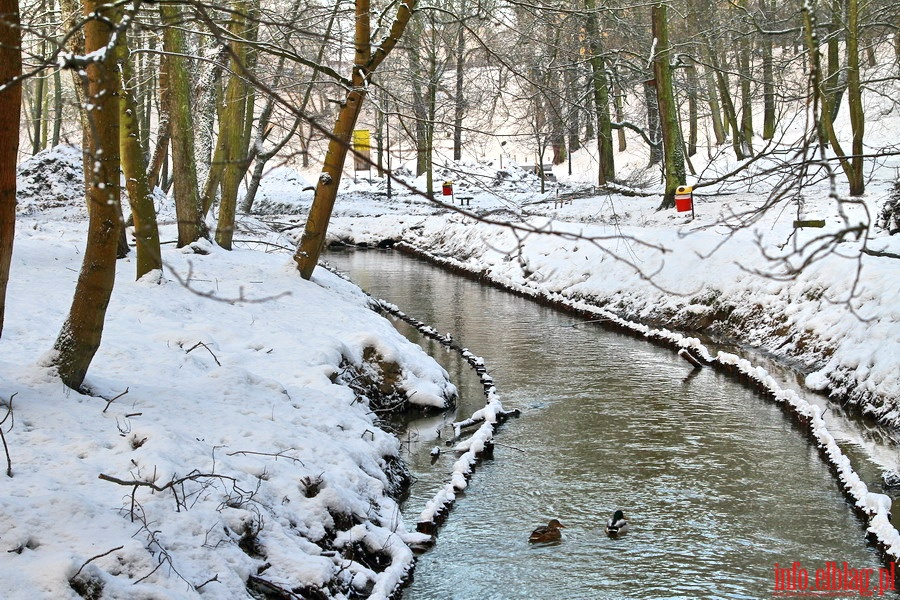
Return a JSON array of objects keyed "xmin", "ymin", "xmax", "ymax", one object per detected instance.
[{"xmin": 0, "ymin": 0, "xmax": 898, "ymax": 410}]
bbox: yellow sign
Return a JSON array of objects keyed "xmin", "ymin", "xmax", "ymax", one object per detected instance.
[{"xmin": 353, "ymin": 129, "xmax": 371, "ymax": 171}]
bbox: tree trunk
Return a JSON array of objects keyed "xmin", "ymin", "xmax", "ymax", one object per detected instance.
[
  {"xmin": 452, "ymin": 12, "xmax": 466, "ymax": 161},
  {"xmin": 738, "ymin": 38, "xmax": 754, "ymax": 156},
  {"xmin": 138, "ymin": 35, "xmax": 154, "ymax": 158},
  {"xmin": 31, "ymin": 5, "xmax": 47, "ymax": 156},
  {"xmin": 216, "ymin": 0, "xmax": 252, "ymax": 250},
  {"xmin": 407, "ymin": 17, "xmax": 436, "ymax": 194},
  {"xmin": 31, "ymin": 73, "xmax": 45, "ymax": 154},
  {"xmin": 685, "ymin": 63, "xmax": 698, "ymax": 157},
  {"xmin": 161, "ymin": 1, "xmax": 206, "ymax": 246},
  {"xmin": 59, "ymin": 0, "xmax": 93, "ymax": 189},
  {"xmin": 294, "ymin": 0, "xmax": 417, "ymax": 279},
  {"xmin": 0, "ymin": 0, "xmax": 22, "ymax": 337},
  {"xmin": 586, "ymin": 0, "xmax": 614, "ymax": 184},
  {"xmin": 708, "ymin": 41, "xmax": 744, "ymax": 160},
  {"xmin": 117, "ymin": 28, "xmax": 162, "ymax": 278},
  {"xmin": 644, "ymin": 80, "xmax": 662, "ymax": 166},
  {"xmin": 52, "ymin": 0, "xmax": 122, "ymax": 389},
  {"xmin": 194, "ymin": 51, "xmax": 226, "ymax": 194},
  {"xmin": 565, "ymin": 65, "xmax": 581, "ymax": 155},
  {"xmin": 52, "ymin": 69, "xmax": 62, "ymax": 146},
  {"xmin": 652, "ymin": 3, "xmax": 686, "ymax": 210},
  {"xmin": 894, "ymin": 30, "xmax": 900, "ymax": 64},
  {"xmin": 761, "ymin": 37, "xmax": 775, "ymax": 139},
  {"xmin": 844, "ymin": 0, "xmax": 864, "ymax": 195},
  {"xmin": 614, "ymin": 89, "xmax": 626, "ymax": 152},
  {"xmin": 242, "ymin": 0, "xmax": 335, "ymax": 213},
  {"xmin": 828, "ymin": 0, "xmax": 848, "ymax": 124},
  {"xmin": 804, "ymin": 0, "xmax": 864, "ymax": 196},
  {"xmin": 148, "ymin": 54, "xmax": 170, "ymax": 191},
  {"xmin": 703, "ymin": 64, "xmax": 726, "ymax": 146}
]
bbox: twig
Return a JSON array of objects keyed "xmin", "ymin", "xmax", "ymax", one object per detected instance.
[
  {"xmin": 493, "ymin": 442, "xmax": 526, "ymax": 454},
  {"xmin": 133, "ymin": 556, "xmax": 167, "ymax": 585},
  {"xmin": 231, "ymin": 239, "xmax": 295, "ymax": 253},
  {"xmin": 195, "ymin": 574, "xmax": 219, "ymax": 590},
  {"xmin": 102, "ymin": 387, "xmax": 130, "ymax": 413},
  {"xmin": 226, "ymin": 449, "xmax": 304, "ymax": 465},
  {"xmin": 862, "ymin": 247, "xmax": 900, "ymax": 260},
  {"xmin": 185, "ymin": 341, "xmax": 221, "ymax": 367},
  {"xmin": 72, "ymin": 545, "xmax": 125, "ymax": 580},
  {"xmin": 1, "ymin": 393, "xmax": 16, "ymax": 477},
  {"xmin": 98, "ymin": 471, "xmax": 238, "ymax": 520}
]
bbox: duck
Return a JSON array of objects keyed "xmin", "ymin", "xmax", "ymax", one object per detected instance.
[
  {"xmin": 605, "ymin": 510, "xmax": 629, "ymax": 537},
  {"xmin": 529, "ymin": 519, "xmax": 565, "ymax": 543}
]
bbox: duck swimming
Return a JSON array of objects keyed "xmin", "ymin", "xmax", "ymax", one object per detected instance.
[
  {"xmin": 529, "ymin": 519, "xmax": 565, "ymax": 543},
  {"xmin": 605, "ymin": 510, "xmax": 629, "ymax": 537}
]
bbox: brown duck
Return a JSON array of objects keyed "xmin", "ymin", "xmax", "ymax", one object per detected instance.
[{"xmin": 528, "ymin": 519, "xmax": 565, "ymax": 543}]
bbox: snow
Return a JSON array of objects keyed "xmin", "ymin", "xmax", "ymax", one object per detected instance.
[
  {"xmin": 5, "ymin": 52, "xmax": 900, "ymax": 598},
  {"xmin": 0, "ymin": 147, "xmax": 450, "ymax": 599}
]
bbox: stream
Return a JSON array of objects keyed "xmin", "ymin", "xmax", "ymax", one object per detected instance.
[{"xmin": 325, "ymin": 247, "xmax": 892, "ymax": 599}]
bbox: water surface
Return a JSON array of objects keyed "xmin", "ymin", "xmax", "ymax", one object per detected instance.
[{"xmin": 326, "ymin": 248, "xmax": 884, "ymax": 600}]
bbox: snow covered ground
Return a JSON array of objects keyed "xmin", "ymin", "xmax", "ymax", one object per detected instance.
[
  {"xmin": 1, "ymin": 147, "xmax": 456, "ymax": 599},
  {"xmin": 4, "ymin": 67, "xmax": 900, "ymax": 598},
  {"xmin": 315, "ymin": 109, "xmax": 900, "ymax": 431}
]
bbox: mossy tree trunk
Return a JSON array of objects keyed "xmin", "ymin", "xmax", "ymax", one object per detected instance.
[
  {"xmin": 0, "ymin": 0, "xmax": 22, "ymax": 338},
  {"xmin": 652, "ymin": 3, "xmax": 686, "ymax": 210},
  {"xmin": 294, "ymin": 0, "xmax": 417, "ymax": 279},
  {"xmin": 117, "ymin": 28, "xmax": 162, "ymax": 278},
  {"xmin": 52, "ymin": 0, "xmax": 122, "ymax": 389},
  {"xmin": 586, "ymin": 0, "xmax": 614, "ymax": 184},
  {"xmin": 738, "ymin": 36, "xmax": 754, "ymax": 156},
  {"xmin": 215, "ymin": 0, "xmax": 254, "ymax": 250},
  {"xmin": 804, "ymin": 0, "xmax": 865, "ymax": 196},
  {"xmin": 161, "ymin": 1, "xmax": 206, "ymax": 247}
]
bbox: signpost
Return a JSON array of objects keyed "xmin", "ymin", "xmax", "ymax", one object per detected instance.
[{"xmin": 352, "ymin": 129, "xmax": 371, "ymax": 182}]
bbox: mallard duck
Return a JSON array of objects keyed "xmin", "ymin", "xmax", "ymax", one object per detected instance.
[
  {"xmin": 529, "ymin": 519, "xmax": 565, "ymax": 543},
  {"xmin": 605, "ymin": 510, "xmax": 629, "ymax": 537}
]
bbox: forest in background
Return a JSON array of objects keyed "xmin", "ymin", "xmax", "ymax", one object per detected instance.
[{"xmin": 1, "ymin": 0, "xmax": 899, "ymax": 389}]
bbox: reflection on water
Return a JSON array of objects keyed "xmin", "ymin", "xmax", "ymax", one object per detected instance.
[{"xmin": 325, "ymin": 248, "xmax": 883, "ymax": 600}]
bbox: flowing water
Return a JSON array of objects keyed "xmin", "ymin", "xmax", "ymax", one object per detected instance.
[{"xmin": 325, "ymin": 248, "xmax": 888, "ymax": 600}]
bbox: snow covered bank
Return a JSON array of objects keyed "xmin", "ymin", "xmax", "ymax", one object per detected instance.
[
  {"xmin": 355, "ymin": 237, "xmax": 900, "ymax": 563},
  {"xmin": 359, "ymin": 296, "xmax": 517, "ymax": 534},
  {"xmin": 0, "ymin": 148, "xmax": 458, "ymax": 599},
  {"xmin": 326, "ymin": 188, "xmax": 900, "ymax": 431}
]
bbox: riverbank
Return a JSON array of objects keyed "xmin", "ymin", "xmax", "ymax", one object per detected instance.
[
  {"xmin": 0, "ymin": 148, "xmax": 457, "ymax": 599},
  {"xmin": 321, "ymin": 165, "xmax": 900, "ymax": 432},
  {"xmin": 328, "ymin": 247, "xmax": 897, "ymax": 598}
]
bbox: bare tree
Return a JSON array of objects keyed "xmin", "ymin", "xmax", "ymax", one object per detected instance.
[{"xmin": 293, "ymin": 0, "xmax": 418, "ymax": 279}]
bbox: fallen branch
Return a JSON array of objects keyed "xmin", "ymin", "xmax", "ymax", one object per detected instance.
[
  {"xmin": 226, "ymin": 449, "xmax": 304, "ymax": 465},
  {"xmin": 1, "ymin": 393, "xmax": 15, "ymax": 477},
  {"xmin": 98, "ymin": 471, "xmax": 237, "ymax": 520},
  {"xmin": 247, "ymin": 575, "xmax": 305, "ymax": 599},
  {"xmin": 493, "ymin": 441, "xmax": 526, "ymax": 454},
  {"xmin": 678, "ymin": 348, "xmax": 704, "ymax": 369},
  {"xmin": 186, "ymin": 341, "xmax": 221, "ymax": 366},
  {"xmin": 72, "ymin": 545, "xmax": 124, "ymax": 580},
  {"xmin": 862, "ymin": 247, "xmax": 900, "ymax": 260},
  {"xmin": 195, "ymin": 574, "xmax": 219, "ymax": 590},
  {"xmin": 102, "ymin": 387, "xmax": 130, "ymax": 413}
]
